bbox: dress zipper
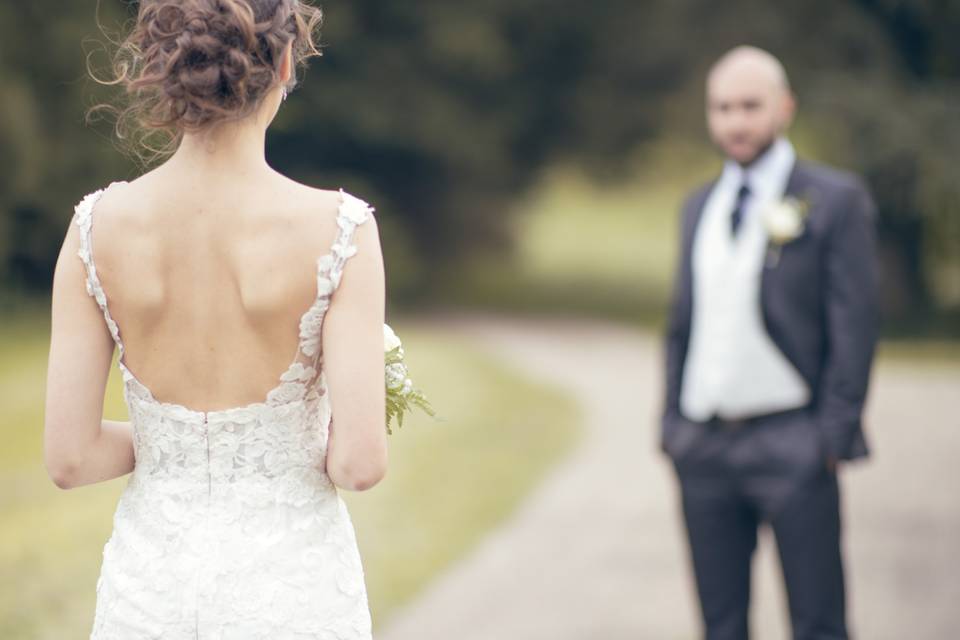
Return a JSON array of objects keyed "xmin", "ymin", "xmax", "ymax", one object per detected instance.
[
  {"xmin": 203, "ymin": 411, "xmax": 211, "ymax": 498},
  {"xmin": 197, "ymin": 410, "xmax": 209, "ymax": 640}
]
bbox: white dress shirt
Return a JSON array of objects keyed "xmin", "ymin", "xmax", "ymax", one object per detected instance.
[{"xmin": 680, "ymin": 137, "xmax": 811, "ymax": 422}]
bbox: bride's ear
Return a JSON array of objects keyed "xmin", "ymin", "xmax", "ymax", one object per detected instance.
[{"xmin": 279, "ymin": 41, "xmax": 294, "ymax": 85}]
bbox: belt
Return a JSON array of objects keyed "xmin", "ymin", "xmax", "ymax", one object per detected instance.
[{"xmin": 706, "ymin": 406, "xmax": 810, "ymax": 432}]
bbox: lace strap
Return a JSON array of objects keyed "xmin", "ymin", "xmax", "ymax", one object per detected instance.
[
  {"xmin": 73, "ymin": 182, "xmax": 128, "ymax": 357},
  {"xmin": 293, "ymin": 190, "xmax": 374, "ymax": 362},
  {"xmin": 320, "ymin": 189, "xmax": 374, "ymax": 295}
]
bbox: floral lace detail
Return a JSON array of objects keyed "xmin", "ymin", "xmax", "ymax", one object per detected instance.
[
  {"xmin": 75, "ymin": 184, "xmax": 375, "ymax": 639},
  {"xmin": 74, "ymin": 183, "xmax": 128, "ymax": 362}
]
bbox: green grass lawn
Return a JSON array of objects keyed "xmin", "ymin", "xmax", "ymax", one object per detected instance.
[
  {"xmin": 443, "ymin": 144, "xmax": 719, "ymax": 324},
  {"xmin": 0, "ymin": 315, "xmax": 580, "ymax": 638},
  {"xmin": 876, "ymin": 339, "xmax": 960, "ymax": 369}
]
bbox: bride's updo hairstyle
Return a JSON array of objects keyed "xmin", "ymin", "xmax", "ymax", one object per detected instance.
[{"xmin": 92, "ymin": 0, "xmax": 322, "ymax": 160}]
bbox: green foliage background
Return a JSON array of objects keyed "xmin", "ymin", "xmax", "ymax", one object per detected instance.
[{"xmin": 2, "ymin": 0, "xmax": 958, "ymax": 325}]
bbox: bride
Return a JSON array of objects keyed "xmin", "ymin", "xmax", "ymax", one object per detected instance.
[{"xmin": 42, "ymin": 0, "xmax": 387, "ymax": 637}]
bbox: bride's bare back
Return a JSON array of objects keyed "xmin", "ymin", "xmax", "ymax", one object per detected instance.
[
  {"xmin": 91, "ymin": 169, "xmax": 347, "ymax": 410},
  {"xmin": 46, "ymin": 157, "xmax": 387, "ymax": 493}
]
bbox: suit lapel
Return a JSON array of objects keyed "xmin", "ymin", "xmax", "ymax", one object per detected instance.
[
  {"xmin": 761, "ymin": 158, "xmax": 806, "ymax": 280},
  {"xmin": 782, "ymin": 159, "xmax": 810, "ymax": 201},
  {"xmin": 679, "ymin": 180, "xmax": 717, "ymax": 322},
  {"xmin": 673, "ymin": 179, "xmax": 717, "ymax": 381},
  {"xmin": 759, "ymin": 159, "xmax": 810, "ymax": 379},
  {"xmin": 685, "ymin": 181, "xmax": 717, "ymax": 253}
]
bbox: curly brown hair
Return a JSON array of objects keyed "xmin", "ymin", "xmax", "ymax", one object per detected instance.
[{"xmin": 90, "ymin": 0, "xmax": 323, "ymax": 162}]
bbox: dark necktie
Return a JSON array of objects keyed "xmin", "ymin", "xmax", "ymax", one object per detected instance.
[{"xmin": 730, "ymin": 182, "xmax": 751, "ymax": 237}]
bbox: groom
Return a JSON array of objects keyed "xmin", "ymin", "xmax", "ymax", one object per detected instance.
[{"xmin": 661, "ymin": 46, "xmax": 879, "ymax": 639}]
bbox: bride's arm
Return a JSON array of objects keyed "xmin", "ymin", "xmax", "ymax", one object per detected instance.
[
  {"xmin": 50, "ymin": 419, "xmax": 136, "ymax": 488},
  {"xmin": 44, "ymin": 221, "xmax": 135, "ymax": 489},
  {"xmin": 323, "ymin": 215, "xmax": 388, "ymax": 492}
]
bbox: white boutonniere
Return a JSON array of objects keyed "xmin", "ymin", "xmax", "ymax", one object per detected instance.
[{"xmin": 760, "ymin": 196, "xmax": 810, "ymax": 267}]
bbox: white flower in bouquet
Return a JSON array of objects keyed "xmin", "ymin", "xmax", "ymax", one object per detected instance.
[
  {"xmin": 385, "ymin": 363, "xmax": 406, "ymax": 391},
  {"xmin": 383, "ymin": 324, "xmax": 403, "ymax": 353},
  {"xmin": 383, "ymin": 324, "xmax": 434, "ymax": 434}
]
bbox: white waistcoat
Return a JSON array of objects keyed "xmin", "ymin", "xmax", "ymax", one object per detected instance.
[{"xmin": 680, "ymin": 138, "xmax": 810, "ymax": 422}]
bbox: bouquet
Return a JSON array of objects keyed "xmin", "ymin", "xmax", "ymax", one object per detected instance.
[{"xmin": 384, "ymin": 324, "xmax": 435, "ymax": 434}]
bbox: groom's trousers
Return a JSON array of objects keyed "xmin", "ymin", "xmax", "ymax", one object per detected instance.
[{"xmin": 672, "ymin": 408, "xmax": 848, "ymax": 640}]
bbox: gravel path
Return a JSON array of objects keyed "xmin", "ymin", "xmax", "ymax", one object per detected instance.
[{"xmin": 377, "ymin": 315, "xmax": 960, "ymax": 640}]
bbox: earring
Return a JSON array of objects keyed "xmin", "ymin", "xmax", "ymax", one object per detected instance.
[{"xmin": 281, "ymin": 87, "xmax": 288, "ymax": 102}]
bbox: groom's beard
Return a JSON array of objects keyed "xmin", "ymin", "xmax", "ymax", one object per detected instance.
[
  {"xmin": 721, "ymin": 133, "xmax": 777, "ymax": 168},
  {"xmin": 739, "ymin": 136, "xmax": 777, "ymax": 167}
]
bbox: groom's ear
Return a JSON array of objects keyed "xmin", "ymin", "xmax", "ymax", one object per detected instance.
[{"xmin": 780, "ymin": 91, "xmax": 798, "ymax": 129}]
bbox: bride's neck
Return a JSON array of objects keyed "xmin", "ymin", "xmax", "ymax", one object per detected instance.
[{"xmin": 167, "ymin": 117, "xmax": 272, "ymax": 179}]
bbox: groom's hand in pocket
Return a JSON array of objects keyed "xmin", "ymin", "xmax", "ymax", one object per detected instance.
[{"xmin": 825, "ymin": 456, "xmax": 839, "ymax": 474}]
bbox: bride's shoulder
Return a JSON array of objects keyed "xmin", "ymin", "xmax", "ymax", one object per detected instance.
[
  {"xmin": 73, "ymin": 179, "xmax": 133, "ymax": 228},
  {"xmin": 279, "ymin": 177, "xmax": 375, "ymax": 224}
]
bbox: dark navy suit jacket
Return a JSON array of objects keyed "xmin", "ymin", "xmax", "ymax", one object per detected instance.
[{"xmin": 662, "ymin": 159, "xmax": 881, "ymax": 462}]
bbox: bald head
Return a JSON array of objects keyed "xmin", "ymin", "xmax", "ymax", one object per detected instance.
[
  {"xmin": 708, "ymin": 46, "xmax": 791, "ymax": 96},
  {"xmin": 705, "ymin": 46, "xmax": 796, "ymax": 166}
]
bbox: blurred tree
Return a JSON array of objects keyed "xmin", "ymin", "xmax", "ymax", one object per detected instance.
[
  {"xmin": 1, "ymin": 0, "xmax": 957, "ymax": 320},
  {"xmin": 0, "ymin": 2, "xmax": 129, "ymax": 291},
  {"xmin": 808, "ymin": 0, "xmax": 960, "ymax": 316}
]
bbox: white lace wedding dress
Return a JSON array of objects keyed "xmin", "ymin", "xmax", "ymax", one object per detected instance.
[{"xmin": 74, "ymin": 182, "xmax": 375, "ymax": 639}]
